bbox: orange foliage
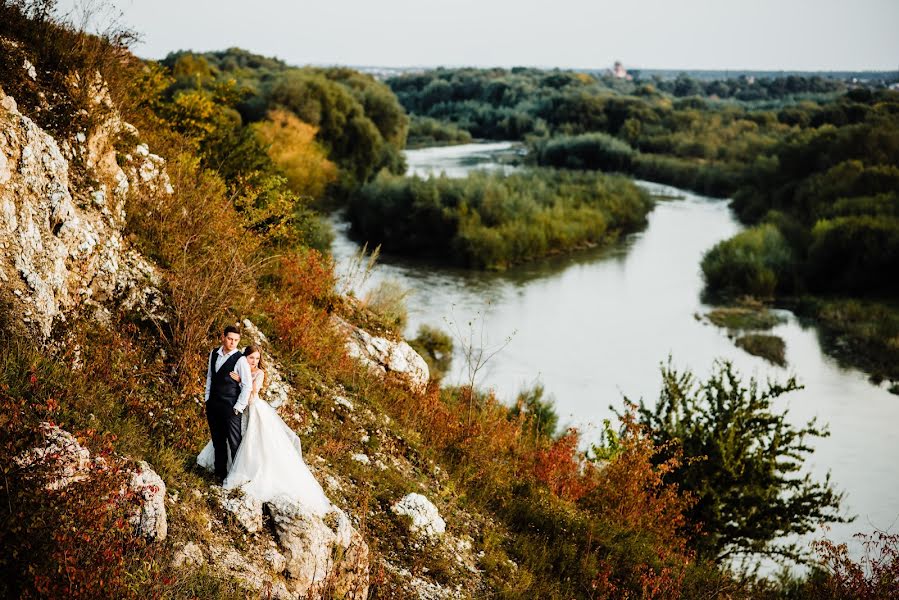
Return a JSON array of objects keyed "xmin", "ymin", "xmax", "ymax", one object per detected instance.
[
  {"xmin": 267, "ymin": 250, "xmax": 348, "ymax": 373},
  {"xmin": 589, "ymin": 413, "xmax": 694, "ymax": 555},
  {"xmin": 252, "ymin": 109, "xmax": 338, "ymax": 199},
  {"xmin": 531, "ymin": 429, "xmax": 598, "ymax": 502}
]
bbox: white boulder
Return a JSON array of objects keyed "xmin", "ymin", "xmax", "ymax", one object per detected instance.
[
  {"xmin": 128, "ymin": 460, "xmax": 168, "ymax": 540},
  {"xmin": 333, "ymin": 315, "xmax": 429, "ymax": 390},
  {"xmin": 392, "ymin": 493, "xmax": 446, "ymax": 538}
]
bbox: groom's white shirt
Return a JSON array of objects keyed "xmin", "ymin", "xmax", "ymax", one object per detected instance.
[{"xmin": 204, "ymin": 346, "xmax": 253, "ymax": 413}]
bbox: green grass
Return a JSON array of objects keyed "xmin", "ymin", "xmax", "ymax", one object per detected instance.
[
  {"xmin": 706, "ymin": 306, "xmax": 786, "ymax": 330},
  {"xmin": 735, "ymin": 334, "xmax": 787, "ymax": 366}
]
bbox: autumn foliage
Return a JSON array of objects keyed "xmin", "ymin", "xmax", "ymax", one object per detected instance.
[
  {"xmin": 252, "ymin": 109, "xmax": 338, "ymax": 199},
  {"xmin": 812, "ymin": 531, "xmax": 899, "ymax": 599},
  {"xmin": 266, "ymin": 250, "xmax": 349, "ymax": 373}
]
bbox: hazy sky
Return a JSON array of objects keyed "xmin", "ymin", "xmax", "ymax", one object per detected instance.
[{"xmin": 61, "ymin": 0, "xmax": 899, "ymax": 71}]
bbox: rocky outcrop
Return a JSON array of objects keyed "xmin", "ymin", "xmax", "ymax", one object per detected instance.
[
  {"xmin": 0, "ymin": 79, "xmax": 165, "ymax": 339},
  {"xmin": 16, "ymin": 423, "xmax": 168, "ymax": 541},
  {"xmin": 267, "ymin": 499, "xmax": 370, "ymax": 600},
  {"xmin": 215, "ymin": 488, "xmax": 264, "ymax": 533},
  {"xmin": 392, "ymin": 493, "xmax": 446, "ymax": 538},
  {"xmin": 213, "ymin": 485, "xmax": 370, "ymax": 597},
  {"xmin": 333, "ymin": 315, "xmax": 429, "ymax": 390},
  {"xmin": 128, "ymin": 460, "xmax": 168, "ymax": 540},
  {"xmin": 15, "ymin": 422, "xmax": 92, "ymax": 490}
]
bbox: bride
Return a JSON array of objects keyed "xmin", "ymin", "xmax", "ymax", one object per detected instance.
[{"xmin": 197, "ymin": 345, "xmax": 331, "ymax": 515}]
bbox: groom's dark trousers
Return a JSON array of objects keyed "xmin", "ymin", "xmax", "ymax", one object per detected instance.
[{"xmin": 206, "ymin": 350, "xmax": 243, "ymax": 479}]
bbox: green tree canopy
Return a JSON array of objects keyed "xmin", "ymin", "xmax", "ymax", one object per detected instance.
[{"xmin": 624, "ymin": 360, "xmax": 849, "ymax": 566}]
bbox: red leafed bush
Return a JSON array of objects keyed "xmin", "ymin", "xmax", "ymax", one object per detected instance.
[
  {"xmin": 589, "ymin": 413, "xmax": 694, "ymax": 555},
  {"xmin": 267, "ymin": 250, "xmax": 348, "ymax": 373},
  {"xmin": 2, "ymin": 427, "xmax": 164, "ymax": 598},
  {"xmin": 532, "ymin": 429, "xmax": 598, "ymax": 502},
  {"xmin": 812, "ymin": 530, "xmax": 899, "ymax": 599}
]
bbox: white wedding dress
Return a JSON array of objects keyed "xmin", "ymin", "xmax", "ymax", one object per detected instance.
[{"xmin": 197, "ymin": 370, "xmax": 331, "ymax": 516}]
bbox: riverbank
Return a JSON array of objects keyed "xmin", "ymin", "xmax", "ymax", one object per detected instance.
[
  {"xmin": 333, "ymin": 146, "xmax": 899, "ymax": 572},
  {"xmin": 791, "ymin": 296, "xmax": 899, "ymax": 386}
]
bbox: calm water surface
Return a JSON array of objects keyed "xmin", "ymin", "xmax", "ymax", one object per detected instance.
[{"xmin": 333, "ymin": 142, "xmax": 899, "ymax": 562}]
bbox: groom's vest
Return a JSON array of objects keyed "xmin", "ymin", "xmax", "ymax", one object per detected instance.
[{"xmin": 209, "ymin": 350, "xmax": 242, "ymax": 407}]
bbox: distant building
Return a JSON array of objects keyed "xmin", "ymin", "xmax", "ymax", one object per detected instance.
[{"xmin": 608, "ymin": 61, "xmax": 633, "ymax": 81}]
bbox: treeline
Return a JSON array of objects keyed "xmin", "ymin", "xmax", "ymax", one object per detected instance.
[
  {"xmin": 347, "ymin": 169, "xmax": 652, "ymax": 269},
  {"xmin": 160, "ymin": 48, "xmax": 409, "ymax": 197},
  {"xmin": 701, "ymin": 89, "xmax": 899, "ymax": 298},
  {"xmin": 387, "ymin": 68, "xmax": 813, "ymax": 196},
  {"xmin": 653, "ymin": 73, "xmax": 845, "ymax": 101}
]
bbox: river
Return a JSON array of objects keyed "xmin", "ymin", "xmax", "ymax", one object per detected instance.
[{"xmin": 331, "ymin": 142, "xmax": 899, "ymax": 564}]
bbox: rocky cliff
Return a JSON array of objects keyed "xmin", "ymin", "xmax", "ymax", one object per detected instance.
[{"xmin": 0, "ymin": 75, "xmax": 164, "ymax": 338}]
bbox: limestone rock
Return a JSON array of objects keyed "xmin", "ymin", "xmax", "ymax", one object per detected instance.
[
  {"xmin": 216, "ymin": 488, "xmax": 264, "ymax": 533},
  {"xmin": 173, "ymin": 541, "xmax": 205, "ymax": 568},
  {"xmin": 128, "ymin": 461, "xmax": 168, "ymax": 540},
  {"xmin": 332, "ymin": 315, "xmax": 429, "ymax": 390},
  {"xmin": 264, "ymin": 547, "xmax": 287, "ymax": 574},
  {"xmin": 392, "ymin": 493, "xmax": 446, "ymax": 538},
  {"xmin": 0, "ymin": 84, "xmax": 165, "ymax": 339},
  {"xmin": 383, "ymin": 560, "xmax": 465, "ymax": 600},
  {"xmin": 16, "ymin": 422, "xmax": 92, "ymax": 489},
  {"xmin": 267, "ymin": 498, "xmax": 369, "ymax": 599}
]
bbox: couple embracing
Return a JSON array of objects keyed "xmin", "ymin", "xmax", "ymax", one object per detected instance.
[{"xmin": 198, "ymin": 325, "xmax": 330, "ymax": 514}]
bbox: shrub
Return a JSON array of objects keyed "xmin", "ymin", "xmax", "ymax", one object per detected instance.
[
  {"xmin": 349, "ymin": 169, "xmax": 652, "ymax": 269},
  {"xmin": 125, "ymin": 150, "xmax": 258, "ymax": 391},
  {"xmin": 362, "ymin": 279, "xmax": 409, "ymax": 334},
  {"xmin": 508, "ymin": 383, "xmax": 559, "ymax": 439},
  {"xmin": 266, "ymin": 250, "xmax": 348, "ymax": 375},
  {"xmin": 408, "ymin": 324, "xmax": 453, "ymax": 381},
  {"xmin": 406, "ymin": 115, "xmax": 472, "ymax": 148},
  {"xmin": 812, "ymin": 530, "xmax": 899, "ymax": 599},
  {"xmin": 701, "ymin": 224, "xmax": 795, "ymax": 298},
  {"xmin": 806, "ymin": 216, "xmax": 899, "ymax": 294},
  {"xmin": 537, "ymin": 132, "xmax": 635, "ymax": 172},
  {"xmin": 734, "ymin": 333, "xmax": 787, "ymax": 366}
]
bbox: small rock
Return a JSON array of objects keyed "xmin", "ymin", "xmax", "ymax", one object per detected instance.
[
  {"xmin": 217, "ymin": 490, "xmax": 263, "ymax": 533},
  {"xmin": 392, "ymin": 493, "xmax": 446, "ymax": 538},
  {"xmin": 264, "ymin": 547, "xmax": 287, "ymax": 573},
  {"xmin": 351, "ymin": 453, "xmax": 370, "ymax": 465},
  {"xmin": 334, "ymin": 395, "xmax": 354, "ymax": 411},
  {"xmin": 23, "ymin": 59, "xmax": 37, "ymax": 80},
  {"xmin": 172, "ymin": 541, "xmax": 205, "ymax": 568}
]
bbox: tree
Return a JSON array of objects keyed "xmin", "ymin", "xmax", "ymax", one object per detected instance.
[
  {"xmin": 251, "ymin": 109, "xmax": 337, "ymax": 199},
  {"xmin": 624, "ymin": 359, "xmax": 850, "ymax": 566}
]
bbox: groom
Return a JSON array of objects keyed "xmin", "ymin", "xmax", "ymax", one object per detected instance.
[{"xmin": 204, "ymin": 324, "xmax": 253, "ymax": 481}]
